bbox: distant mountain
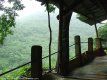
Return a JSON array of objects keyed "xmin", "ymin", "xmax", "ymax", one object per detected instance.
[
  {"xmin": 0, "ymin": 3, "xmax": 104, "ymax": 79},
  {"xmin": 16, "ymin": 10, "xmax": 98, "ymax": 41},
  {"xmin": 16, "ymin": 10, "xmax": 100, "ymax": 54},
  {"xmin": 0, "ymin": 9, "xmax": 103, "ymax": 73}
]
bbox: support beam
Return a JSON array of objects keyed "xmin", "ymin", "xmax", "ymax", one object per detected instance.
[
  {"xmin": 95, "ymin": 38, "xmax": 102, "ymax": 49},
  {"xmin": 82, "ymin": 0, "xmax": 99, "ymax": 37},
  {"xmin": 93, "ymin": 15, "xmax": 99, "ymax": 38},
  {"xmin": 95, "ymin": 38, "xmax": 106, "ymax": 56},
  {"xmin": 57, "ymin": 0, "xmax": 72, "ymax": 76},
  {"xmin": 93, "ymin": 0, "xmax": 107, "ymax": 18},
  {"xmin": 94, "ymin": 23, "xmax": 99, "ymax": 38},
  {"xmin": 57, "ymin": 0, "xmax": 82, "ymax": 20},
  {"xmin": 63, "ymin": 0, "xmax": 82, "ymax": 17}
]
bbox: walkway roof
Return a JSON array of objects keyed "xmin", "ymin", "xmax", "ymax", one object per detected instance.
[{"xmin": 37, "ymin": 0, "xmax": 107, "ymax": 25}]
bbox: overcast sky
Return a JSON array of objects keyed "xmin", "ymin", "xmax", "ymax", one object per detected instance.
[
  {"xmin": 1, "ymin": 0, "xmax": 107, "ymax": 23},
  {"xmin": 17, "ymin": 0, "xmax": 46, "ymax": 16},
  {"xmin": 0, "ymin": 0, "xmax": 46, "ymax": 16}
]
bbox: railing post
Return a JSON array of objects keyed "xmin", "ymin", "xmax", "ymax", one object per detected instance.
[
  {"xmin": 31, "ymin": 45, "xmax": 42, "ymax": 79},
  {"xmin": 75, "ymin": 35, "xmax": 82, "ymax": 65},
  {"xmin": 88, "ymin": 38, "xmax": 94, "ymax": 60},
  {"xmin": 95, "ymin": 38, "xmax": 102, "ymax": 49},
  {"xmin": 106, "ymin": 40, "xmax": 107, "ymax": 48},
  {"xmin": 95, "ymin": 38, "xmax": 106, "ymax": 56}
]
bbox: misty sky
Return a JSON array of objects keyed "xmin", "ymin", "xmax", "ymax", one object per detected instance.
[
  {"xmin": 20, "ymin": 0, "xmax": 106, "ymax": 23},
  {"xmin": 17, "ymin": 0, "xmax": 46, "ymax": 16},
  {"xmin": 1, "ymin": 0, "xmax": 106, "ymax": 23}
]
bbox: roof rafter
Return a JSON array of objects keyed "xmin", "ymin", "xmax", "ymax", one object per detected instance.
[
  {"xmin": 62, "ymin": 0, "xmax": 82, "ymax": 16},
  {"xmin": 90, "ymin": 0, "xmax": 107, "ymax": 20},
  {"xmin": 37, "ymin": 0, "xmax": 107, "ymax": 25}
]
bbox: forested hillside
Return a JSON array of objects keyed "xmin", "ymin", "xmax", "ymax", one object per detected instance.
[{"xmin": 0, "ymin": 9, "xmax": 100, "ymax": 78}]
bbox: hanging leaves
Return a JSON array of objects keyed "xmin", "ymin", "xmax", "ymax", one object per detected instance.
[
  {"xmin": 76, "ymin": 14, "xmax": 95, "ymax": 25},
  {"xmin": 45, "ymin": 3, "xmax": 56, "ymax": 13},
  {"xmin": 0, "ymin": 14, "xmax": 15, "ymax": 44},
  {"xmin": 0, "ymin": 0, "xmax": 24, "ymax": 44}
]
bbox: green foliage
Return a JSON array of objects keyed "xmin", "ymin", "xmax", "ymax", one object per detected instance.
[
  {"xmin": 104, "ymin": 50, "xmax": 107, "ymax": 55},
  {"xmin": 98, "ymin": 24, "xmax": 107, "ymax": 39},
  {"xmin": 76, "ymin": 14, "xmax": 94, "ymax": 25},
  {"xmin": 45, "ymin": 3, "xmax": 56, "ymax": 13},
  {"xmin": 0, "ymin": 0, "xmax": 24, "ymax": 44},
  {"xmin": 0, "ymin": 65, "xmax": 30, "ymax": 79},
  {"xmin": 0, "ymin": 14, "xmax": 15, "ymax": 44},
  {"xmin": 97, "ymin": 24, "xmax": 107, "ymax": 48},
  {"xmin": 0, "ymin": 11, "xmax": 96, "ymax": 79}
]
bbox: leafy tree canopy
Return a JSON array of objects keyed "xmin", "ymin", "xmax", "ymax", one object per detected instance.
[
  {"xmin": 0, "ymin": 0, "xmax": 56, "ymax": 44},
  {"xmin": 0, "ymin": 0, "xmax": 24, "ymax": 44},
  {"xmin": 76, "ymin": 14, "xmax": 95, "ymax": 25},
  {"xmin": 45, "ymin": 3, "xmax": 56, "ymax": 13},
  {"xmin": 98, "ymin": 23, "xmax": 107, "ymax": 40}
]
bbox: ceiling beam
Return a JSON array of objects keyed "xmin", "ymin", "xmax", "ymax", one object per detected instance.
[
  {"xmin": 90, "ymin": 0, "xmax": 107, "ymax": 18},
  {"xmin": 62, "ymin": 0, "xmax": 83, "ymax": 16}
]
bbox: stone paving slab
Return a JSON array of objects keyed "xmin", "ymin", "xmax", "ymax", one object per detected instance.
[
  {"xmin": 70, "ymin": 55, "xmax": 107, "ymax": 80},
  {"xmin": 43, "ymin": 55, "xmax": 107, "ymax": 80}
]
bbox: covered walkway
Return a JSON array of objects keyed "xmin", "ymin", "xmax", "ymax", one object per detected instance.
[{"xmin": 43, "ymin": 55, "xmax": 107, "ymax": 80}]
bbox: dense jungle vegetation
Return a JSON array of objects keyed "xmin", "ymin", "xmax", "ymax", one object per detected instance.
[{"xmin": 0, "ymin": 0, "xmax": 105, "ymax": 79}]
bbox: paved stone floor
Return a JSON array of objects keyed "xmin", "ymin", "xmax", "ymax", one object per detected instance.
[
  {"xmin": 43, "ymin": 55, "xmax": 107, "ymax": 80},
  {"xmin": 70, "ymin": 55, "xmax": 107, "ymax": 80}
]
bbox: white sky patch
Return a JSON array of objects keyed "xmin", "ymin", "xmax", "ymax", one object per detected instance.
[
  {"xmin": 17, "ymin": 0, "xmax": 46, "ymax": 17},
  {"xmin": 0, "ymin": 0, "xmax": 46, "ymax": 16},
  {"xmin": 0, "ymin": 0, "xmax": 59, "ymax": 18},
  {"xmin": 3, "ymin": 0, "xmax": 13, "ymax": 8},
  {"xmin": 102, "ymin": 20, "xmax": 107, "ymax": 23}
]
